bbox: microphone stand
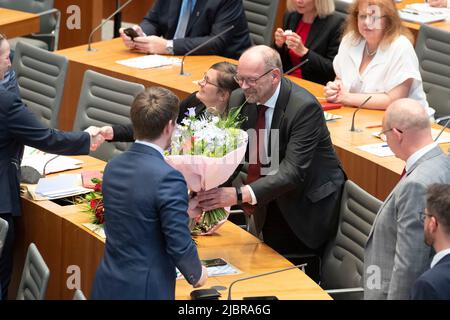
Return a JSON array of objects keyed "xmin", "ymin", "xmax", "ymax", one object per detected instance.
[
  {"xmin": 434, "ymin": 115, "xmax": 450, "ymax": 142},
  {"xmin": 227, "ymin": 264, "xmax": 307, "ymax": 300},
  {"xmin": 87, "ymin": 0, "xmax": 134, "ymax": 52},
  {"xmin": 180, "ymin": 25, "xmax": 235, "ymax": 76},
  {"xmin": 350, "ymin": 96, "xmax": 372, "ymax": 132},
  {"xmin": 283, "ymin": 58, "xmax": 309, "ymax": 75}
]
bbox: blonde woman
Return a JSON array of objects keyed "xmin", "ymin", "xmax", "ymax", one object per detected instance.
[
  {"xmin": 274, "ymin": 0, "xmax": 345, "ymax": 84},
  {"xmin": 325, "ymin": 0, "xmax": 430, "ymax": 112}
]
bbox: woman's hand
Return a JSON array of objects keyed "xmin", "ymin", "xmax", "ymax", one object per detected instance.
[
  {"xmin": 274, "ymin": 28, "xmax": 286, "ymax": 48},
  {"xmin": 285, "ymin": 33, "xmax": 309, "ymax": 57}
]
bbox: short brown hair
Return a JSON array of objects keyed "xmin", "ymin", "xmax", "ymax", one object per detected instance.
[
  {"xmin": 344, "ymin": 0, "xmax": 413, "ymax": 47},
  {"xmin": 210, "ymin": 61, "xmax": 239, "ymax": 93},
  {"xmin": 130, "ymin": 87, "xmax": 179, "ymax": 141},
  {"xmin": 427, "ymin": 184, "xmax": 450, "ymax": 234}
]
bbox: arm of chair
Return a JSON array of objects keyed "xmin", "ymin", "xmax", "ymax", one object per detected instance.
[
  {"xmin": 325, "ymin": 287, "xmax": 364, "ymax": 300},
  {"xmin": 30, "ymin": 8, "xmax": 61, "ymax": 51},
  {"xmin": 229, "ymin": 209, "xmax": 250, "ymax": 232}
]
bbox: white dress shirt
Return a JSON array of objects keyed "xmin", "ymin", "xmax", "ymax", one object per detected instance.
[
  {"xmin": 135, "ymin": 140, "xmax": 165, "ymax": 156},
  {"xmin": 246, "ymin": 83, "xmax": 281, "ymax": 205},
  {"xmin": 333, "ymin": 33, "xmax": 430, "ymax": 111},
  {"xmin": 431, "ymin": 248, "xmax": 450, "ymax": 268}
]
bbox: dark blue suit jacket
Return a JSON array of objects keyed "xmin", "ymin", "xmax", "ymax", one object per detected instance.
[
  {"xmin": 91, "ymin": 143, "xmax": 202, "ymax": 300},
  {"xmin": 140, "ymin": 0, "xmax": 251, "ymax": 59},
  {"xmin": 0, "ymin": 87, "xmax": 90, "ymax": 216},
  {"xmin": 411, "ymin": 253, "xmax": 450, "ymax": 300}
]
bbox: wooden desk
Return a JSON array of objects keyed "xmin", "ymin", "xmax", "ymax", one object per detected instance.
[
  {"xmin": 57, "ymin": 38, "xmax": 236, "ymax": 131},
  {"xmin": 12, "ymin": 157, "xmax": 330, "ymax": 300},
  {"xmin": 0, "ymin": 8, "xmax": 39, "ymax": 39},
  {"xmin": 398, "ymin": 0, "xmax": 450, "ymax": 42},
  {"xmin": 56, "ymin": 38, "xmax": 449, "ymax": 201}
]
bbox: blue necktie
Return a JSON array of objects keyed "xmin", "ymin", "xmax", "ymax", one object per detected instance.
[{"xmin": 174, "ymin": 0, "xmax": 192, "ymax": 40}]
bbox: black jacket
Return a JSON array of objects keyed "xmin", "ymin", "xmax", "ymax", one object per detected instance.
[
  {"xmin": 276, "ymin": 12, "xmax": 345, "ymax": 85},
  {"xmin": 141, "ymin": 0, "xmax": 251, "ymax": 59}
]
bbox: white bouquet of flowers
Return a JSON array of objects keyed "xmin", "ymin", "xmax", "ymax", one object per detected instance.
[{"xmin": 166, "ymin": 105, "xmax": 247, "ymax": 235}]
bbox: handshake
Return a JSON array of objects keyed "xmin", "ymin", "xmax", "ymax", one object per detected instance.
[{"xmin": 84, "ymin": 126, "xmax": 114, "ymax": 151}]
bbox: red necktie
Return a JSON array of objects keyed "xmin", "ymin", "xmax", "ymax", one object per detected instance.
[{"xmin": 246, "ymin": 105, "xmax": 268, "ymax": 184}]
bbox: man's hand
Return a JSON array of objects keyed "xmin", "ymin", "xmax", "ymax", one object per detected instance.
[
  {"xmin": 119, "ymin": 25, "xmax": 145, "ymax": 49},
  {"xmin": 133, "ymin": 36, "xmax": 168, "ymax": 54},
  {"xmin": 84, "ymin": 126, "xmax": 105, "ymax": 151},
  {"xmin": 429, "ymin": 0, "xmax": 448, "ymax": 8},
  {"xmin": 99, "ymin": 126, "xmax": 114, "ymax": 141},
  {"xmin": 197, "ymin": 187, "xmax": 237, "ymax": 211},
  {"xmin": 188, "ymin": 194, "xmax": 203, "ymax": 220},
  {"xmin": 193, "ymin": 265, "xmax": 208, "ymax": 288}
]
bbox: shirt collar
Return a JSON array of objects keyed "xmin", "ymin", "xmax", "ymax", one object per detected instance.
[
  {"xmin": 135, "ymin": 140, "xmax": 165, "ymax": 156},
  {"xmin": 431, "ymin": 248, "xmax": 450, "ymax": 268},
  {"xmin": 259, "ymin": 82, "xmax": 281, "ymax": 110},
  {"xmin": 405, "ymin": 142, "xmax": 438, "ymax": 174},
  {"xmin": 348, "ymin": 35, "xmax": 386, "ymax": 72}
]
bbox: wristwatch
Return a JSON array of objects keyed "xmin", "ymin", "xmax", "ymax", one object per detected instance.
[
  {"xmin": 166, "ymin": 40, "xmax": 174, "ymax": 55},
  {"xmin": 235, "ymin": 187, "xmax": 242, "ymax": 205}
]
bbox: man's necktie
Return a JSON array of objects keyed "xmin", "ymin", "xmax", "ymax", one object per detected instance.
[
  {"xmin": 173, "ymin": 0, "xmax": 192, "ymax": 40},
  {"xmin": 246, "ymin": 105, "xmax": 268, "ymax": 184}
]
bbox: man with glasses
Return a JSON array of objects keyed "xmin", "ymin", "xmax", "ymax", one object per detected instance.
[
  {"xmin": 364, "ymin": 98, "xmax": 450, "ymax": 300},
  {"xmin": 197, "ymin": 45, "xmax": 346, "ymax": 266},
  {"xmin": 411, "ymin": 184, "xmax": 450, "ymax": 300}
]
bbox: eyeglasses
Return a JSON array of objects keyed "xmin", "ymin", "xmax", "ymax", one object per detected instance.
[
  {"xmin": 358, "ymin": 14, "xmax": 386, "ymax": 22},
  {"xmin": 379, "ymin": 128, "xmax": 403, "ymax": 142},
  {"xmin": 234, "ymin": 68, "xmax": 274, "ymax": 86},
  {"xmin": 419, "ymin": 210, "xmax": 434, "ymax": 223},
  {"xmin": 198, "ymin": 73, "xmax": 219, "ymax": 88}
]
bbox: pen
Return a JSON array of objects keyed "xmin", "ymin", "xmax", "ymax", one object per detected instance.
[
  {"xmin": 381, "ymin": 144, "xmax": 389, "ymax": 147},
  {"xmin": 366, "ymin": 125, "xmax": 382, "ymax": 129}
]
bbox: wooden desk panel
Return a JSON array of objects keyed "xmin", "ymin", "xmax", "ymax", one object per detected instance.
[{"xmin": 0, "ymin": 8, "xmax": 39, "ymax": 39}]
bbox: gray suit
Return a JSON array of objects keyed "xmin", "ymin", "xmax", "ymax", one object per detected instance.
[{"xmin": 364, "ymin": 146, "xmax": 450, "ymax": 300}]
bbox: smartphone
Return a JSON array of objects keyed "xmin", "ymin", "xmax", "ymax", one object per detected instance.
[
  {"xmin": 202, "ymin": 258, "xmax": 227, "ymax": 268},
  {"xmin": 123, "ymin": 27, "xmax": 139, "ymax": 40}
]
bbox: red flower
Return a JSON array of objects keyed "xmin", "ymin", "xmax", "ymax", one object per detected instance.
[{"xmin": 94, "ymin": 183, "xmax": 102, "ymax": 192}]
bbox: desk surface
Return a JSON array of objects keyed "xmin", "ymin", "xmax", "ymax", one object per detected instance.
[
  {"xmin": 0, "ymin": 8, "xmax": 40, "ymax": 39},
  {"xmin": 13, "ymin": 155, "xmax": 330, "ymax": 300}
]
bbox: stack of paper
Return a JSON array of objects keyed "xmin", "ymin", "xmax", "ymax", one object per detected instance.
[
  {"xmin": 399, "ymin": 4, "xmax": 449, "ymax": 24},
  {"xmin": 176, "ymin": 260, "xmax": 241, "ymax": 280},
  {"xmin": 116, "ymin": 55, "xmax": 181, "ymax": 69},
  {"xmin": 21, "ymin": 146, "xmax": 83, "ymax": 175},
  {"xmin": 324, "ymin": 111, "xmax": 343, "ymax": 122},
  {"xmin": 35, "ymin": 174, "xmax": 92, "ymax": 199}
]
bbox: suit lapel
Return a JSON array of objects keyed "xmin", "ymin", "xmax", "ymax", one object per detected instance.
[
  {"xmin": 268, "ymin": 78, "xmax": 291, "ymax": 155},
  {"xmin": 367, "ymin": 146, "xmax": 444, "ymax": 242},
  {"xmin": 186, "ymin": 0, "xmax": 204, "ymax": 35},
  {"xmin": 304, "ymin": 16, "xmax": 325, "ymax": 48}
]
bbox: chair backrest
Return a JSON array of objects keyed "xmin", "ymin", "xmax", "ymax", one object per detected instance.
[
  {"xmin": 72, "ymin": 70, "xmax": 145, "ymax": 161},
  {"xmin": 243, "ymin": 0, "xmax": 280, "ymax": 46},
  {"xmin": 16, "ymin": 243, "xmax": 50, "ymax": 300},
  {"xmin": 12, "ymin": 41, "xmax": 68, "ymax": 128},
  {"xmin": 320, "ymin": 180, "xmax": 382, "ymax": 295},
  {"xmin": 73, "ymin": 289, "xmax": 87, "ymax": 300},
  {"xmin": 415, "ymin": 24, "xmax": 450, "ymax": 120},
  {"xmin": 334, "ymin": 0, "xmax": 350, "ymax": 19},
  {"xmin": 0, "ymin": 218, "xmax": 8, "ymax": 259}
]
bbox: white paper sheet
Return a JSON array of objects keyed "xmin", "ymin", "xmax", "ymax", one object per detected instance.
[{"xmin": 116, "ymin": 55, "xmax": 180, "ymax": 69}]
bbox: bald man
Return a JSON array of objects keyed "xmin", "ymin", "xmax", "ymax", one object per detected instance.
[
  {"xmin": 197, "ymin": 45, "xmax": 345, "ymax": 262},
  {"xmin": 364, "ymin": 98, "xmax": 450, "ymax": 300}
]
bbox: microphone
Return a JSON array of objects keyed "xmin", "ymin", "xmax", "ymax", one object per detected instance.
[
  {"xmin": 283, "ymin": 58, "xmax": 309, "ymax": 75},
  {"xmin": 180, "ymin": 25, "xmax": 235, "ymax": 76},
  {"xmin": 350, "ymin": 95, "xmax": 372, "ymax": 132},
  {"xmin": 87, "ymin": 0, "xmax": 134, "ymax": 52},
  {"xmin": 227, "ymin": 264, "xmax": 307, "ymax": 300},
  {"xmin": 434, "ymin": 115, "xmax": 450, "ymax": 142}
]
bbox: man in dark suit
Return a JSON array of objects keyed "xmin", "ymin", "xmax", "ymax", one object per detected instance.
[
  {"xmin": 119, "ymin": 0, "xmax": 251, "ymax": 59},
  {"xmin": 0, "ymin": 86, "xmax": 101, "ymax": 299},
  {"xmin": 411, "ymin": 184, "xmax": 450, "ymax": 300},
  {"xmin": 91, "ymin": 87, "xmax": 207, "ymax": 300},
  {"xmin": 197, "ymin": 45, "xmax": 345, "ymax": 258}
]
